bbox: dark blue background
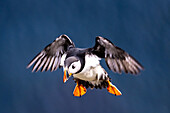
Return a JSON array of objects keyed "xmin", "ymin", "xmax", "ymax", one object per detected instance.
[{"xmin": 1, "ymin": 0, "xmax": 170, "ymax": 113}]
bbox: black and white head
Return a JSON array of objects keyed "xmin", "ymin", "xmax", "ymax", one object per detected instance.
[{"xmin": 64, "ymin": 56, "xmax": 81, "ymax": 75}]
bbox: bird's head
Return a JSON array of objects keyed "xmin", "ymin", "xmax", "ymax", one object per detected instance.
[
  {"xmin": 63, "ymin": 56, "xmax": 81, "ymax": 83},
  {"xmin": 65, "ymin": 57, "xmax": 81, "ymax": 74}
]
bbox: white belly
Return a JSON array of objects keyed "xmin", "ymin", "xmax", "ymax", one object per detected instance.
[
  {"xmin": 73, "ymin": 65, "xmax": 108, "ymax": 82},
  {"xmin": 73, "ymin": 54, "xmax": 108, "ymax": 85}
]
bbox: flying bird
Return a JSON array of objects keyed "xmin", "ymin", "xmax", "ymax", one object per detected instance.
[{"xmin": 27, "ymin": 34, "xmax": 143, "ymax": 97}]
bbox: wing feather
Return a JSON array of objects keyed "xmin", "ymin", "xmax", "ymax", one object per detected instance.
[
  {"xmin": 46, "ymin": 56, "xmax": 53, "ymax": 71},
  {"xmin": 27, "ymin": 34, "xmax": 75, "ymax": 72},
  {"xmin": 54, "ymin": 55, "xmax": 60, "ymax": 71},
  {"xmin": 44, "ymin": 56, "xmax": 51, "ymax": 71},
  {"xmin": 92, "ymin": 36, "xmax": 143, "ymax": 75},
  {"xmin": 36, "ymin": 56, "xmax": 47, "ymax": 72},
  {"xmin": 51, "ymin": 56, "xmax": 57, "ymax": 71},
  {"xmin": 27, "ymin": 52, "xmax": 44, "ymax": 69},
  {"xmin": 41, "ymin": 57, "xmax": 48, "ymax": 72},
  {"xmin": 32, "ymin": 54, "xmax": 45, "ymax": 72}
]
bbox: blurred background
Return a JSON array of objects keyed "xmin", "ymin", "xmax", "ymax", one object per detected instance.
[{"xmin": 0, "ymin": 0, "xmax": 170, "ymax": 113}]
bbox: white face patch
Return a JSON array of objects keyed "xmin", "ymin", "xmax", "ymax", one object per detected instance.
[{"xmin": 68, "ymin": 60, "xmax": 81, "ymax": 74}]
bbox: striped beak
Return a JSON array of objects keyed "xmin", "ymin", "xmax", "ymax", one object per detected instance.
[
  {"xmin": 63, "ymin": 70, "xmax": 68, "ymax": 83},
  {"xmin": 63, "ymin": 69, "xmax": 72, "ymax": 83}
]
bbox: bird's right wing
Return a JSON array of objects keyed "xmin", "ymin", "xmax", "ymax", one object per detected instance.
[
  {"xmin": 91, "ymin": 36, "xmax": 143, "ymax": 75},
  {"xmin": 27, "ymin": 34, "xmax": 75, "ymax": 72}
]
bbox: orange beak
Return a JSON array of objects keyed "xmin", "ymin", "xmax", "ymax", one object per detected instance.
[
  {"xmin": 63, "ymin": 70, "xmax": 67, "ymax": 83},
  {"xmin": 68, "ymin": 72, "xmax": 72, "ymax": 77}
]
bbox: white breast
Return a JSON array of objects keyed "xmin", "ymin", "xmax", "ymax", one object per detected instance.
[
  {"xmin": 73, "ymin": 54, "xmax": 108, "ymax": 82},
  {"xmin": 80, "ymin": 54, "xmax": 101, "ymax": 73}
]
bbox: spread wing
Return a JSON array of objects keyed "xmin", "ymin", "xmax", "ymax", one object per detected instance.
[
  {"xmin": 92, "ymin": 36, "xmax": 144, "ymax": 75},
  {"xmin": 27, "ymin": 34, "xmax": 75, "ymax": 72}
]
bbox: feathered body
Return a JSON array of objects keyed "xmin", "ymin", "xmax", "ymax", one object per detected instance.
[
  {"xmin": 27, "ymin": 34, "xmax": 143, "ymax": 97},
  {"xmin": 60, "ymin": 47, "xmax": 109, "ymax": 89}
]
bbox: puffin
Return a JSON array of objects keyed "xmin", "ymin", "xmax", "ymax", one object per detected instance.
[{"xmin": 27, "ymin": 34, "xmax": 143, "ymax": 97}]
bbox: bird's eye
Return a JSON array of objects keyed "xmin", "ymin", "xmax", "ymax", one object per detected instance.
[{"xmin": 72, "ymin": 65, "xmax": 75, "ymax": 69}]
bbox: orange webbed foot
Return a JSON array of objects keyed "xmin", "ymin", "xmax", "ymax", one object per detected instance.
[
  {"xmin": 73, "ymin": 82, "xmax": 87, "ymax": 97},
  {"xmin": 107, "ymin": 81, "xmax": 122, "ymax": 96}
]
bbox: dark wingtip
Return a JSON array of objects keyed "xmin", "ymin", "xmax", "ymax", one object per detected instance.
[
  {"xmin": 96, "ymin": 36, "xmax": 114, "ymax": 45},
  {"xmin": 60, "ymin": 34, "xmax": 68, "ymax": 38},
  {"xmin": 129, "ymin": 54, "xmax": 144, "ymax": 70}
]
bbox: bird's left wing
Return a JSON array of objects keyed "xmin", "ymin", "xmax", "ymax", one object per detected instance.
[
  {"xmin": 27, "ymin": 34, "xmax": 75, "ymax": 72},
  {"xmin": 91, "ymin": 36, "xmax": 143, "ymax": 75}
]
